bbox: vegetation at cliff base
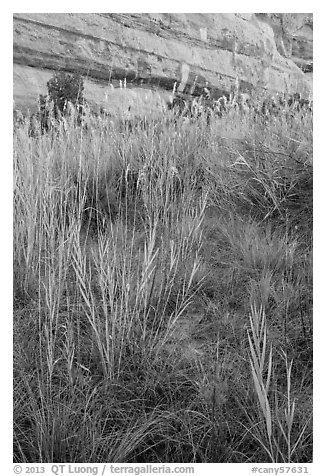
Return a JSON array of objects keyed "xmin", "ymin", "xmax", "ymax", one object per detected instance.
[{"xmin": 13, "ymin": 85, "xmax": 313, "ymax": 463}]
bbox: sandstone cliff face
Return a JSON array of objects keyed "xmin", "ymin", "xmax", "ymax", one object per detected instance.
[
  {"xmin": 256, "ymin": 13, "xmax": 313, "ymax": 74},
  {"xmin": 13, "ymin": 13, "xmax": 312, "ymax": 117}
]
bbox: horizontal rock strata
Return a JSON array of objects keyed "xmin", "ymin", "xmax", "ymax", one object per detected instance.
[{"xmin": 13, "ymin": 13, "xmax": 312, "ymax": 116}]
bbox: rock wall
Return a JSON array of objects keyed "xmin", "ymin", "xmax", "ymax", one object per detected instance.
[
  {"xmin": 13, "ymin": 13, "xmax": 312, "ymax": 116},
  {"xmin": 256, "ymin": 13, "xmax": 313, "ymax": 74}
]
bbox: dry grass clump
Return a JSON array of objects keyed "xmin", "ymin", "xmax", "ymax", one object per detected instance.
[{"xmin": 13, "ymin": 100, "xmax": 312, "ymax": 463}]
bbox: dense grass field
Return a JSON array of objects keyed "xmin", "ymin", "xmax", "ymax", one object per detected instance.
[{"xmin": 13, "ymin": 100, "xmax": 313, "ymax": 463}]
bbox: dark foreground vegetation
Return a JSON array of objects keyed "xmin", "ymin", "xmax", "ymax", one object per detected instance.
[{"xmin": 13, "ymin": 87, "xmax": 312, "ymax": 463}]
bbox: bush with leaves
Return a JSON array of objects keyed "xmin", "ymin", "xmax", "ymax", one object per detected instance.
[
  {"xmin": 46, "ymin": 71, "xmax": 85, "ymax": 115},
  {"xmin": 33, "ymin": 72, "xmax": 86, "ymax": 135}
]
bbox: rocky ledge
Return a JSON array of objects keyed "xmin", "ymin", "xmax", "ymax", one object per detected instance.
[{"xmin": 13, "ymin": 13, "xmax": 312, "ymax": 117}]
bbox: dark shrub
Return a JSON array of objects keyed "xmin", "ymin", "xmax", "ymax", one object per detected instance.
[
  {"xmin": 30, "ymin": 72, "xmax": 86, "ymax": 136},
  {"xmin": 47, "ymin": 71, "xmax": 85, "ymax": 116}
]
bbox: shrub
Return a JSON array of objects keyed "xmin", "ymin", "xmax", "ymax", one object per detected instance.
[
  {"xmin": 46, "ymin": 71, "xmax": 85, "ymax": 115},
  {"xmin": 32, "ymin": 72, "xmax": 86, "ymax": 135}
]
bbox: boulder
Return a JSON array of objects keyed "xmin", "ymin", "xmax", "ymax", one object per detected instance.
[{"xmin": 13, "ymin": 13, "xmax": 312, "ymax": 117}]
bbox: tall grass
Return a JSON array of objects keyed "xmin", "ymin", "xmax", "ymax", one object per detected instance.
[
  {"xmin": 246, "ymin": 306, "xmax": 312, "ymax": 462},
  {"xmin": 13, "ymin": 101, "xmax": 312, "ymax": 463}
]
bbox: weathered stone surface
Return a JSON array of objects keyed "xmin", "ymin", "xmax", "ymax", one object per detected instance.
[
  {"xmin": 256, "ymin": 13, "xmax": 313, "ymax": 74},
  {"xmin": 13, "ymin": 64, "xmax": 169, "ymax": 119},
  {"xmin": 13, "ymin": 13, "xmax": 312, "ymax": 116}
]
